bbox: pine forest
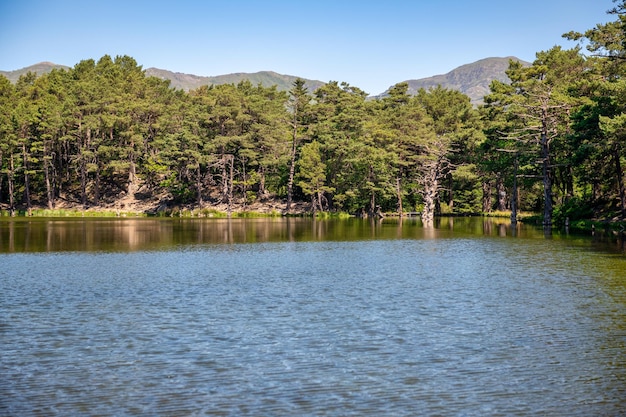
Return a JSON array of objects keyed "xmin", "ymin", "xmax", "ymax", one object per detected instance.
[{"xmin": 1, "ymin": 3, "xmax": 626, "ymax": 227}]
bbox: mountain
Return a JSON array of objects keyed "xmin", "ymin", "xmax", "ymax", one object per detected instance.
[
  {"xmin": 2, "ymin": 57, "xmax": 527, "ymax": 102},
  {"xmin": 380, "ymin": 56, "xmax": 530, "ymax": 104},
  {"xmin": 0, "ymin": 62, "xmax": 324, "ymax": 93},
  {"xmin": 0, "ymin": 62, "xmax": 69, "ymax": 83},
  {"xmin": 144, "ymin": 68, "xmax": 325, "ymax": 92}
]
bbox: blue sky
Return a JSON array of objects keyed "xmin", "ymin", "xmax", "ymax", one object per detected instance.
[{"xmin": 0, "ymin": 0, "xmax": 615, "ymax": 95}]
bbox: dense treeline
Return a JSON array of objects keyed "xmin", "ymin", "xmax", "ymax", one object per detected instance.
[{"xmin": 1, "ymin": 3, "xmax": 626, "ymax": 225}]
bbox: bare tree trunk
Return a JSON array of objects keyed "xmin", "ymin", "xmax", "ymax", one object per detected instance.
[
  {"xmin": 421, "ymin": 167, "xmax": 438, "ymax": 224},
  {"xmin": 286, "ymin": 128, "xmax": 297, "ymax": 211},
  {"xmin": 221, "ymin": 153, "xmax": 228, "ymax": 202},
  {"xmin": 541, "ymin": 120, "xmax": 553, "ymax": 227}
]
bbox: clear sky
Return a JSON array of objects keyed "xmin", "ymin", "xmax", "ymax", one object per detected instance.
[{"xmin": 0, "ymin": 0, "xmax": 615, "ymax": 95}]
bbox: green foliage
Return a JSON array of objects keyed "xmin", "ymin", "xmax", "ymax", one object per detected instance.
[
  {"xmin": 2, "ymin": 3, "xmax": 626, "ymax": 225},
  {"xmin": 552, "ymin": 197, "xmax": 595, "ymax": 225}
]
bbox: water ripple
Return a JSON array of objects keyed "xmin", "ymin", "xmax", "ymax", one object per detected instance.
[{"xmin": 1, "ymin": 238, "xmax": 625, "ymax": 416}]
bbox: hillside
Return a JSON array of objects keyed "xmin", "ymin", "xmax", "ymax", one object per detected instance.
[
  {"xmin": 0, "ymin": 62, "xmax": 69, "ymax": 83},
  {"xmin": 0, "ymin": 62, "xmax": 324, "ymax": 93},
  {"xmin": 1, "ymin": 57, "xmax": 527, "ymax": 101},
  {"xmin": 145, "ymin": 68, "xmax": 325, "ymax": 92},
  {"xmin": 379, "ymin": 56, "xmax": 530, "ymax": 104}
]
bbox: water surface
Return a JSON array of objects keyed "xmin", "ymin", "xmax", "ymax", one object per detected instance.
[{"xmin": 1, "ymin": 218, "xmax": 625, "ymax": 416}]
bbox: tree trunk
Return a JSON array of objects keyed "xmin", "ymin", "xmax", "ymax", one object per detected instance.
[
  {"xmin": 44, "ymin": 160, "xmax": 54, "ymax": 209},
  {"xmin": 614, "ymin": 143, "xmax": 625, "ymax": 219},
  {"xmin": 94, "ymin": 162, "xmax": 100, "ymax": 206},
  {"xmin": 22, "ymin": 143, "xmax": 31, "ymax": 214},
  {"xmin": 127, "ymin": 155, "xmax": 136, "ymax": 197},
  {"xmin": 80, "ymin": 156, "xmax": 87, "ymax": 208},
  {"xmin": 221, "ymin": 153, "xmax": 228, "ymax": 202},
  {"xmin": 0, "ymin": 151, "xmax": 3, "ymax": 205},
  {"xmin": 196, "ymin": 165, "xmax": 203, "ymax": 206},
  {"xmin": 447, "ymin": 174, "xmax": 454, "ymax": 212},
  {"xmin": 541, "ymin": 124, "xmax": 553, "ymax": 227},
  {"xmin": 482, "ymin": 180, "xmax": 492, "ymax": 213},
  {"xmin": 43, "ymin": 142, "xmax": 55, "ymax": 209},
  {"xmin": 511, "ymin": 156, "xmax": 518, "ymax": 224},
  {"xmin": 496, "ymin": 175, "xmax": 507, "ymax": 211},
  {"xmin": 421, "ymin": 166, "xmax": 438, "ymax": 224},
  {"xmin": 8, "ymin": 154, "xmax": 15, "ymax": 216},
  {"xmin": 286, "ymin": 128, "xmax": 297, "ymax": 211},
  {"xmin": 258, "ymin": 166, "xmax": 267, "ymax": 200},
  {"xmin": 311, "ymin": 194, "xmax": 318, "ymax": 216},
  {"xmin": 396, "ymin": 177, "xmax": 403, "ymax": 216},
  {"xmin": 80, "ymin": 127, "xmax": 90, "ymax": 209},
  {"xmin": 227, "ymin": 154, "xmax": 234, "ymax": 216}
]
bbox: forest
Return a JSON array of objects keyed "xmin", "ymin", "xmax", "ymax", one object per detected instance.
[{"xmin": 1, "ymin": 2, "xmax": 626, "ymax": 227}]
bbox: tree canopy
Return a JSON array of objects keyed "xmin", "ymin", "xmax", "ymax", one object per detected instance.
[{"xmin": 1, "ymin": 3, "xmax": 625, "ymax": 224}]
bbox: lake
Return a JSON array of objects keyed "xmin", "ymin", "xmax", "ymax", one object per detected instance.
[{"xmin": 1, "ymin": 217, "xmax": 625, "ymax": 416}]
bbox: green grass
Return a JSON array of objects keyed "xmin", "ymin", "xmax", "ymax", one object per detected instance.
[
  {"xmin": 1, "ymin": 208, "xmax": 147, "ymax": 218},
  {"xmin": 314, "ymin": 211, "xmax": 352, "ymax": 219},
  {"xmin": 483, "ymin": 210, "xmax": 535, "ymax": 220},
  {"xmin": 156, "ymin": 207, "xmax": 283, "ymax": 218}
]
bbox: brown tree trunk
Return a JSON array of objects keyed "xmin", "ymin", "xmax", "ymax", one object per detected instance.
[
  {"xmin": 396, "ymin": 177, "xmax": 403, "ymax": 216},
  {"xmin": 22, "ymin": 143, "xmax": 31, "ymax": 214},
  {"xmin": 43, "ymin": 142, "xmax": 55, "ymax": 209},
  {"xmin": 258, "ymin": 166, "xmax": 267, "ymax": 200},
  {"xmin": 496, "ymin": 175, "xmax": 507, "ymax": 211},
  {"xmin": 8, "ymin": 154, "xmax": 15, "ymax": 216},
  {"xmin": 227, "ymin": 154, "xmax": 234, "ymax": 216},
  {"xmin": 196, "ymin": 165, "xmax": 203, "ymax": 206},
  {"xmin": 448, "ymin": 174, "xmax": 454, "ymax": 212},
  {"xmin": 127, "ymin": 156, "xmax": 136, "ymax": 197},
  {"xmin": 80, "ymin": 126, "xmax": 90, "ymax": 209},
  {"xmin": 614, "ymin": 143, "xmax": 625, "ymax": 219},
  {"xmin": 511, "ymin": 156, "xmax": 518, "ymax": 224},
  {"xmin": 482, "ymin": 180, "xmax": 492, "ymax": 213}
]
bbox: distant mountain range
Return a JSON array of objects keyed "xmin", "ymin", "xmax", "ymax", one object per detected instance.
[
  {"xmin": 144, "ymin": 68, "xmax": 326, "ymax": 93},
  {"xmin": 1, "ymin": 56, "xmax": 529, "ymax": 103}
]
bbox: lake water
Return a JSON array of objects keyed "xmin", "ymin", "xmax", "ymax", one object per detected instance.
[{"xmin": 1, "ymin": 217, "xmax": 625, "ymax": 416}]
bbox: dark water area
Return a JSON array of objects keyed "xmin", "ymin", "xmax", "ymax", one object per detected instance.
[{"xmin": 1, "ymin": 217, "xmax": 625, "ymax": 415}]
